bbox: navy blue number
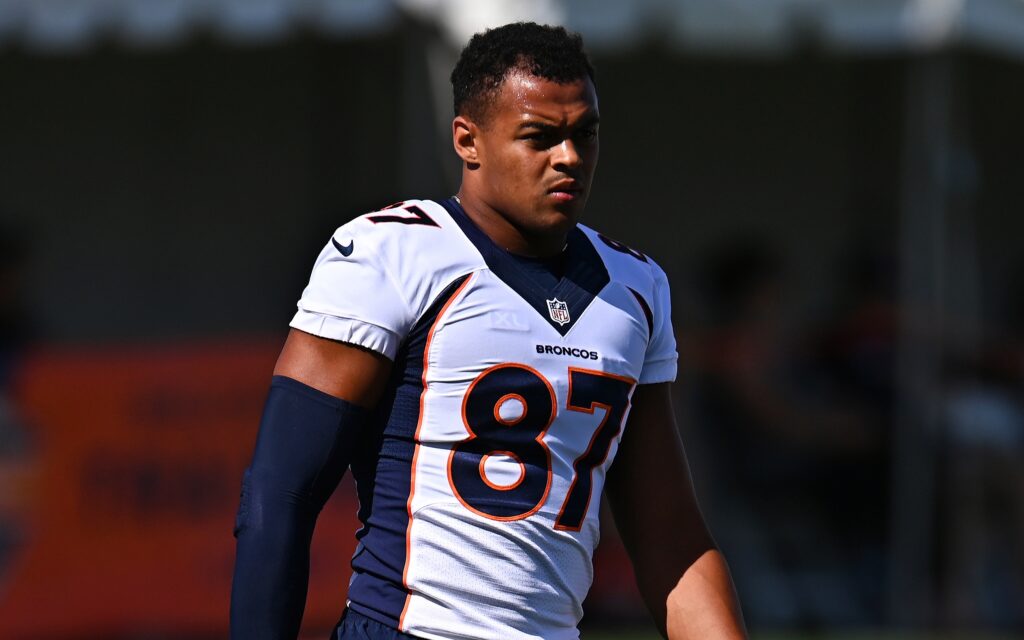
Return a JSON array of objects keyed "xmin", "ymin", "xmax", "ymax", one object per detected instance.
[
  {"xmin": 598, "ymin": 233, "xmax": 647, "ymax": 263},
  {"xmin": 448, "ymin": 364, "xmax": 555, "ymax": 520},
  {"xmin": 367, "ymin": 204, "xmax": 439, "ymax": 227},
  {"xmin": 554, "ymin": 368, "xmax": 635, "ymax": 531}
]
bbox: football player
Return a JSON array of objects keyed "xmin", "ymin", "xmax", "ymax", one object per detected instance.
[{"xmin": 231, "ymin": 22, "xmax": 746, "ymax": 640}]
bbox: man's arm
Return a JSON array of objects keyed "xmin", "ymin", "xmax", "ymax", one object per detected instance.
[
  {"xmin": 272, "ymin": 326, "xmax": 393, "ymax": 402},
  {"xmin": 229, "ymin": 329, "xmax": 392, "ymax": 640},
  {"xmin": 604, "ymin": 382, "xmax": 747, "ymax": 639}
]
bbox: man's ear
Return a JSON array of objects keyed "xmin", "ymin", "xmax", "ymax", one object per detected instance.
[{"xmin": 452, "ymin": 115, "xmax": 480, "ymax": 167}]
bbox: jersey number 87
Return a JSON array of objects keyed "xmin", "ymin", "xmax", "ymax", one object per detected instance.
[{"xmin": 447, "ymin": 364, "xmax": 634, "ymax": 531}]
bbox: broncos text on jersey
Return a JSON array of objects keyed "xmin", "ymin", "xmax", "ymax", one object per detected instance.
[{"xmin": 290, "ymin": 198, "xmax": 677, "ymax": 640}]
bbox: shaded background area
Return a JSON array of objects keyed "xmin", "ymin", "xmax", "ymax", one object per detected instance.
[{"xmin": 0, "ymin": 1, "xmax": 1022, "ymax": 638}]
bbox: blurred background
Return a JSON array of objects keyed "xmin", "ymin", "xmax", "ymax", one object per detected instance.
[{"xmin": 0, "ymin": 0, "xmax": 1022, "ymax": 638}]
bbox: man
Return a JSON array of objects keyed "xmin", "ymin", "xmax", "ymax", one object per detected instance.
[{"xmin": 231, "ymin": 22, "xmax": 746, "ymax": 640}]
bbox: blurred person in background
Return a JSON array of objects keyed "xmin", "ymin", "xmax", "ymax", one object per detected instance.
[
  {"xmin": 690, "ymin": 239, "xmax": 888, "ymax": 629},
  {"xmin": 939, "ymin": 261, "xmax": 1024, "ymax": 629},
  {"xmin": 230, "ymin": 22, "xmax": 746, "ymax": 640},
  {"xmin": 0, "ymin": 221, "xmax": 35, "ymax": 578}
]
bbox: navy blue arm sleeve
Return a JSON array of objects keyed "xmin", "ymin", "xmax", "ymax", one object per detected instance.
[{"xmin": 230, "ymin": 375, "xmax": 368, "ymax": 640}]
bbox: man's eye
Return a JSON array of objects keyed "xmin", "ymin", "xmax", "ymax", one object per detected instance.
[
  {"xmin": 523, "ymin": 132, "xmax": 555, "ymax": 145},
  {"xmin": 576, "ymin": 129, "xmax": 598, "ymax": 141}
]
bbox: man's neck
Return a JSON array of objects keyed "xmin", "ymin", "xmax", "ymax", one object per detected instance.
[{"xmin": 454, "ymin": 190, "xmax": 568, "ymax": 258}]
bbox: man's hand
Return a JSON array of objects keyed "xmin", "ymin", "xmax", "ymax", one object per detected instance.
[
  {"xmin": 665, "ymin": 549, "xmax": 746, "ymax": 639},
  {"xmin": 605, "ymin": 383, "xmax": 746, "ymax": 639}
]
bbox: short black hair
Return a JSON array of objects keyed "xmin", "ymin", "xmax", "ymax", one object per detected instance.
[{"xmin": 451, "ymin": 22, "xmax": 595, "ymax": 122}]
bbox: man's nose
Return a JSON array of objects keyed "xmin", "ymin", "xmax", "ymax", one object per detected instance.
[{"xmin": 552, "ymin": 139, "xmax": 583, "ymax": 169}]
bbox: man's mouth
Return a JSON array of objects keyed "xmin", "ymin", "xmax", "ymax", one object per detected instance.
[{"xmin": 548, "ymin": 182, "xmax": 582, "ymax": 201}]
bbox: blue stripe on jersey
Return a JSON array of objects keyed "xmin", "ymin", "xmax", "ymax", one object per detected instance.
[
  {"xmin": 440, "ymin": 197, "xmax": 609, "ymax": 336},
  {"xmin": 346, "ymin": 274, "xmax": 472, "ymax": 629},
  {"xmin": 627, "ymin": 286, "xmax": 654, "ymax": 338}
]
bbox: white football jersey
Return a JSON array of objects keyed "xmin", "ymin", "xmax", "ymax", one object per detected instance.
[{"xmin": 291, "ymin": 198, "xmax": 677, "ymax": 640}]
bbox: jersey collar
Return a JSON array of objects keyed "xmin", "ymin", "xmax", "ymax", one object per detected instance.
[{"xmin": 439, "ymin": 197, "xmax": 610, "ymax": 336}]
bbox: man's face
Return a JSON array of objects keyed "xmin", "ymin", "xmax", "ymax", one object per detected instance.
[{"xmin": 470, "ymin": 71, "xmax": 600, "ymax": 240}]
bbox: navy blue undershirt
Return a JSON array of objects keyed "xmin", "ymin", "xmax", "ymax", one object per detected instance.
[
  {"xmin": 506, "ymin": 249, "xmax": 566, "ymax": 291},
  {"xmin": 440, "ymin": 197, "xmax": 610, "ymax": 337}
]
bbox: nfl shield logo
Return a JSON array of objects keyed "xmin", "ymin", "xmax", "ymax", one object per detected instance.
[{"xmin": 546, "ymin": 298, "xmax": 571, "ymax": 326}]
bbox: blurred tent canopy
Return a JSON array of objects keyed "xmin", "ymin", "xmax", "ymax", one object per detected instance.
[{"xmin": 1, "ymin": 0, "xmax": 1024, "ymax": 59}]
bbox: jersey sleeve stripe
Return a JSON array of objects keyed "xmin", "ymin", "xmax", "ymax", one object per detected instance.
[{"xmin": 627, "ymin": 287, "xmax": 654, "ymax": 339}]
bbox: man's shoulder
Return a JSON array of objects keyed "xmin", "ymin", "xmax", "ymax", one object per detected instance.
[
  {"xmin": 293, "ymin": 198, "xmax": 483, "ymax": 354},
  {"xmin": 577, "ymin": 223, "xmax": 668, "ymax": 288},
  {"xmin": 322, "ymin": 197, "xmax": 482, "ymax": 308},
  {"xmin": 329, "ymin": 198, "xmax": 476, "ymax": 265},
  {"xmin": 334, "ymin": 198, "xmax": 452, "ymax": 246}
]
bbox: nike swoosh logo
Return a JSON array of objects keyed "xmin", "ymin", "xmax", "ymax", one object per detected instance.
[{"xmin": 332, "ymin": 237, "xmax": 354, "ymax": 257}]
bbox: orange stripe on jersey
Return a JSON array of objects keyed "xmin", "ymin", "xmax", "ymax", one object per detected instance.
[{"xmin": 398, "ymin": 273, "xmax": 474, "ymax": 631}]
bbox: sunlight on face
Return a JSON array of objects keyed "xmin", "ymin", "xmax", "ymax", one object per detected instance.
[{"xmin": 472, "ymin": 70, "xmax": 600, "ymax": 242}]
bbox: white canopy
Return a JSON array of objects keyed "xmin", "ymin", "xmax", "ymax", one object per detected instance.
[{"xmin": 2, "ymin": 0, "xmax": 1024, "ymax": 58}]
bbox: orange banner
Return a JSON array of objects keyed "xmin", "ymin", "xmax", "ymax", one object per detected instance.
[{"xmin": 0, "ymin": 341, "xmax": 360, "ymax": 638}]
